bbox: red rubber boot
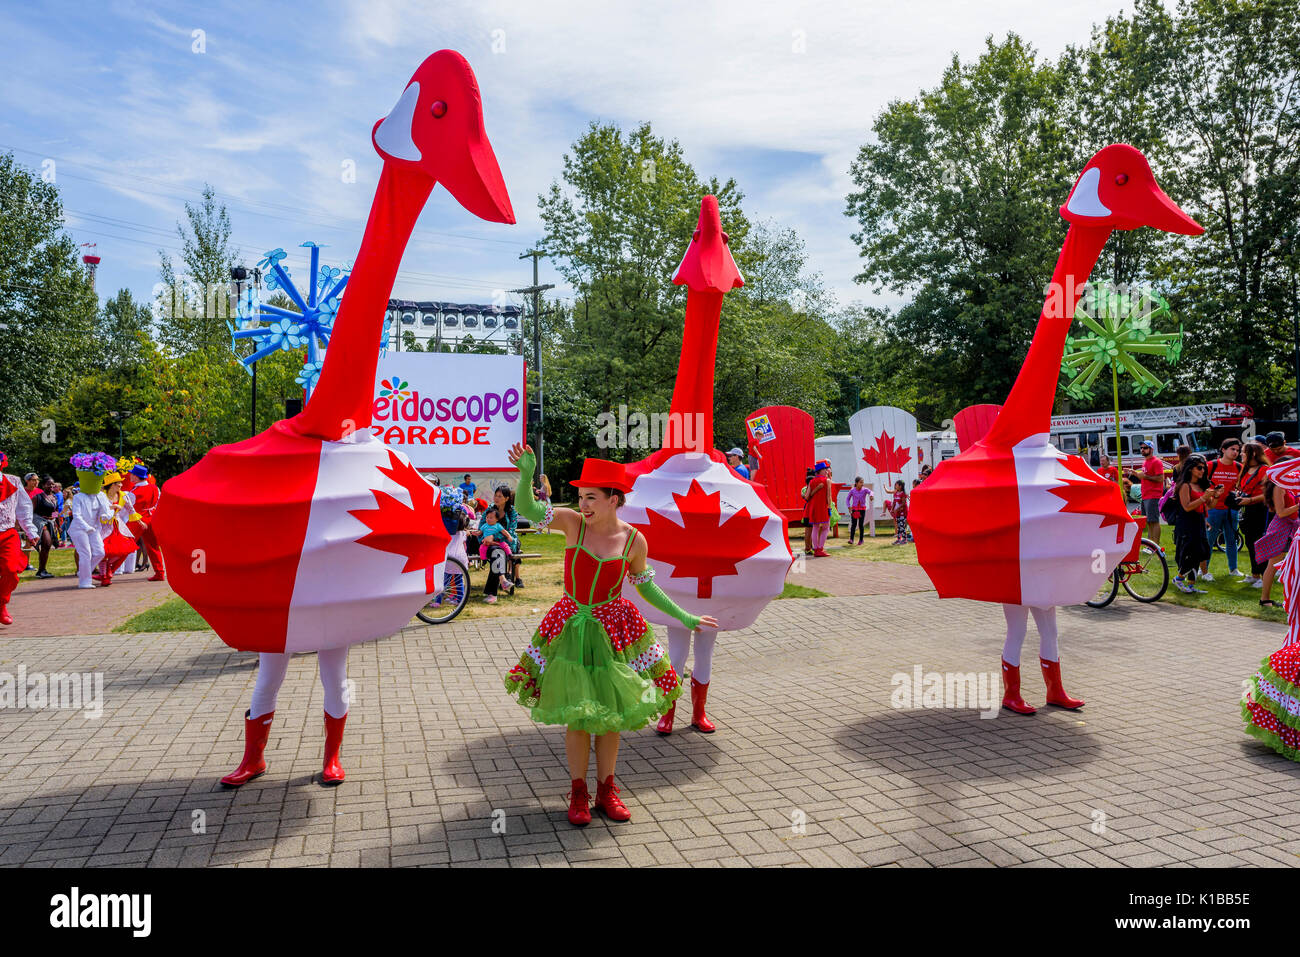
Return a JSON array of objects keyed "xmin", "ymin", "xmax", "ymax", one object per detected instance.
[
  {"xmin": 321, "ymin": 711, "xmax": 347, "ymax": 785},
  {"xmin": 1001, "ymin": 660, "xmax": 1037, "ymax": 715},
  {"xmin": 690, "ymin": 677, "xmax": 716, "ymax": 733},
  {"xmin": 567, "ymin": 779, "xmax": 591, "ymax": 827},
  {"xmin": 656, "ymin": 703, "xmax": 676, "ymax": 736},
  {"xmin": 594, "ymin": 775, "xmax": 632, "ymax": 822},
  {"xmin": 0, "ymin": 603, "xmax": 11, "ymax": 626},
  {"xmin": 1041, "ymin": 659, "xmax": 1085, "ymax": 709},
  {"xmin": 220, "ymin": 710, "xmax": 274, "ymax": 787}
]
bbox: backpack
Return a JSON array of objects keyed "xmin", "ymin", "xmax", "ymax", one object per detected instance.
[{"xmin": 1159, "ymin": 484, "xmax": 1180, "ymax": 524}]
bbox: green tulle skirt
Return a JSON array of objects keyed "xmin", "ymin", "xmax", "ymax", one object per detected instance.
[{"xmin": 504, "ymin": 607, "xmax": 681, "ymax": 735}]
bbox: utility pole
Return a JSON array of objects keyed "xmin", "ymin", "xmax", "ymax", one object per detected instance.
[{"xmin": 513, "ymin": 251, "xmax": 554, "ymax": 482}]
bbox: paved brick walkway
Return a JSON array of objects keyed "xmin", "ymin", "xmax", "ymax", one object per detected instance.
[
  {"xmin": 2, "ymin": 584, "xmax": 1298, "ymax": 868},
  {"xmin": 5, "ymin": 572, "xmax": 174, "ymax": 639},
  {"xmin": 788, "ymin": 552, "xmax": 932, "ymax": 596}
]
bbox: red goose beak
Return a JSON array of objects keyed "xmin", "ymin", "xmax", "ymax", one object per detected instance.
[
  {"xmin": 673, "ymin": 195, "xmax": 744, "ymax": 292},
  {"xmin": 1061, "ymin": 143, "xmax": 1202, "ymax": 236},
  {"xmin": 371, "ymin": 50, "xmax": 515, "ymax": 224}
]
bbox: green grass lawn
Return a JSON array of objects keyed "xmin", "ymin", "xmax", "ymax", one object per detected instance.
[
  {"xmin": 115, "ymin": 596, "xmax": 211, "ymax": 633},
  {"xmin": 1157, "ymin": 539, "xmax": 1289, "ymax": 625},
  {"xmin": 787, "ymin": 524, "xmax": 919, "ymax": 565},
  {"xmin": 778, "ymin": 582, "xmax": 831, "ymax": 599},
  {"xmin": 17, "ymin": 545, "xmax": 78, "ymax": 583}
]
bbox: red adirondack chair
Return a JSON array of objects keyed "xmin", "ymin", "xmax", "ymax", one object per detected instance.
[{"xmin": 746, "ymin": 405, "xmax": 814, "ymax": 523}]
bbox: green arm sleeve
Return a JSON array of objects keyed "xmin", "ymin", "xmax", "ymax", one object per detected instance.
[
  {"xmin": 514, "ymin": 451, "xmax": 547, "ymax": 524},
  {"xmin": 635, "ymin": 580, "xmax": 702, "ymax": 631}
]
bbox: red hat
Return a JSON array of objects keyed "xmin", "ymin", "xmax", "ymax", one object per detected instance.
[{"xmin": 569, "ymin": 458, "xmax": 632, "ymax": 493}]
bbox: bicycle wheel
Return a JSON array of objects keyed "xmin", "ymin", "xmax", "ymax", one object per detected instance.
[
  {"xmin": 416, "ymin": 556, "xmax": 470, "ymax": 624},
  {"xmin": 1085, "ymin": 570, "xmax": 1119, "ymax": 608},
  {"xmin": 1121, "ymin": 538, "xmax": 1169, "ymax": 603},
  {"xmin": 1214, "ymin": 528, "xmax": 1245, "ymax": 553}
]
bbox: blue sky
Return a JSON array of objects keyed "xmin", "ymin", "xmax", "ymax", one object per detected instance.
[{"xmin": 0, "ymin": 0, "xmax": 1136, "ymax": 320}]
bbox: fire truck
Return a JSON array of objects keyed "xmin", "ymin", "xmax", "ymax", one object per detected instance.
[{"xmin": 1048, "ymin": 403, "xmax": 1255, "ymax": 465}]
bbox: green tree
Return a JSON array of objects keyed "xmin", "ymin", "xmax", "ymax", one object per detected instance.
[
  {"xmin": 157, "ymin": 185, "xmax": 239, "ymax": 354},
  {"xmin": 97, "ymin": 288, "xmax": 154, "ymax": 371},
  {"xmin": 0, "ymin": 152, "xmax": 100, "ymax": 445},
  {"xmin": 845, "ymin": 35, "xmax": 1077, "ymax": 421},
  {"xmin": 1134, "ymin": 0, "xmax": 1300, "ymax": 407}
]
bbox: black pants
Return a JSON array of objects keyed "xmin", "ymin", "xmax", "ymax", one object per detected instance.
[
  {"xmin": 849, "ymin": 509, "xmax": 867, "ymax": 542},
  {"xmin": 483, "ymin": 545, "xmax": 512, "ymax": 596},
  {"xmin": 1241, "ymin": 503, "xmax": 1269, "ymax": 575}
]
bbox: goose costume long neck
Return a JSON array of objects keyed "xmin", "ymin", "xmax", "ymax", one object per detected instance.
[{"xmin": 154, "ymin": 51, "xmax": 515, "ymax": 654}]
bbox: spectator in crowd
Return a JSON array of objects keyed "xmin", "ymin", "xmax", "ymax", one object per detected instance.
[
  {"xmin": 1126, "ymin": 441, "xmax": 1169, "ymax": 547},
  {"xmin": 887, "ymin": 479, "xmax": 911, "ymax": 545},
  {"xmin": 799, "ymin": 467, "xmax": 816, "ymax": 556},
  {"xmin": 1237, "ymin": 441, "xmax": 1269, "ymax": 586},
  {"xmin": 1204, "ymin": 437, "xmax": 1244, "ymax": 579},
  {"xmin": 1172, "ymin": 444, "xmax": 1191, "ymax": 481},
  {"xmin": 1096, "ymin": 454, "xmax": 1118, "ymax": 483},
  {"xmin": 493, "ymin": 484, "xmax": 523, "ymax": 587},
  {"xmin": 21, "ymin": 473, "xmax": 38, "ymax": 571},
  {"xmin": 805, "ymin": 462, "xmax": 831, "ymax": 558},
  {"xmin": 1264, "ymin": 431, "xmax": 1300, "ymax": 464},
  {"xmin": 478, "ymin": 506, "xmax": 517, "ymax": 604},
  {"xmin": 726, "ymin": 448, "xmax": 750, "ymax": 479},
  {"xmin": 535, "ymin": 473, "xmax": 551, "ymax": 503},
  {"xmin": 29, "ymin": 476, "xmax": 59, "ymax": 579},
  {"xmin": 459, "ymin": 473, "xmax": 477, "ymax": 499},
  {"xmin": 1171, "ymin": 454, "xmax": 1223, "ymax": 594},
  {"xmin": 845, "ymin": 477, "xmax": 872, "ymax": 545},
  {"xmin": 919, "ymin": 464, "xmax": 934, "ymax": 483}
]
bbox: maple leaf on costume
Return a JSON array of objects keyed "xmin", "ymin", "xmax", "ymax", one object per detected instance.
[
  {"xmin": 629, "ymin": 479, "xmax": 770, "ymax": 599},
  {"xmin": 1047, "ymin": 455, "xmax": 1134, "ymax": 544},
  {"xmin": 862, "ymin": 430, "xmax": 912, "ymax": 477},
  {"xmin": 349, "ymin": 450, "xmax": 450, "ymax": 593}
]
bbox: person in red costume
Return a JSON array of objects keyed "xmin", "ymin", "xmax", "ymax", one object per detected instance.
[
  {"xmin": 910, "ymin": 144, "xmax": 1203, "ymax": 716},
  {"xmin": 154, "ymin": 50, "xmax": 513, "ymax": 790},
  {"xmin": 0, "ymin": 452, "xmax": 40, "ymax": 626},
  {"xmin": 95, "ymin": 472, "xmax": 138, "ymax": 587},
  {"xmin": 806, "ymin": 461, "xmax": 831, "ymax": 557},
  {"xmin": 122, "ymin": 459, "xmax": 165, "ymax": 581}
]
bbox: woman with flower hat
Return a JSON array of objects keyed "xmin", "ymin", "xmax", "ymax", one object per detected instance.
[
  {"xmin": 68, "ymin": 453, "xmax": 116, "ymax": 589},
  {"xmin": 504, "ymin": 444, "xmax": 718, "ymax": 826},
  {"xmin": 0, "ymin": 452, "xmax": 40, "ymax": 625},
  {"xmin": 94, "ymin": 472, "xmax": 139, "ymax": 587}
]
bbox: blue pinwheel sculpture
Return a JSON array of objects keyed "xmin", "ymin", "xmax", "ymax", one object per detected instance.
[{"xmin": 229, "ymin": 243, "xmax": 350, "ymax": 400}]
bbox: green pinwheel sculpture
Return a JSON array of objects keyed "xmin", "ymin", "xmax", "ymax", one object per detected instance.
[{"xmin": 1060, "ymin": 284, "xmax": 1184, "ymax": 481}]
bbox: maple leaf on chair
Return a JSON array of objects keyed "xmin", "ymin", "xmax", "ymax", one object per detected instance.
[
  {"xmin": 349, "ymin": 450, "xmax": 450, "ymax": 593},
  {"xmin": 629, "ymin": 480, "xmax": 770, "ymax": 599},
  {"xmin": 862, "ymin": 430, "xmax": 912, "ymax": 478},
  {"xmin": 1047, "ymin": 455, "xmax": 1134, "ymax": 544}
]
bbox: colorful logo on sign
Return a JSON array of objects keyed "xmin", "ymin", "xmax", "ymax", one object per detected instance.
[{"xmin": 379, "ymin": 377, "xmax": 411, "ymax": 399}]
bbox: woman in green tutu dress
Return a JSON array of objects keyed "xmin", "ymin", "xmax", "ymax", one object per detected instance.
[{"xmin": 504, "ymin": 444, "xmax": 717, "ymax": 826}]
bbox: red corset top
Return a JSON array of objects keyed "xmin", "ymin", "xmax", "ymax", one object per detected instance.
[{"xmin": 563, "ymin": 523, "xmax": 638, "ymax": 608}]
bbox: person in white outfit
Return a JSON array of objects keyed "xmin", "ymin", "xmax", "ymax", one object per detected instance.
[{"xmin": 70, "ymin": 481, "xmax": 112, "ymax": 589}]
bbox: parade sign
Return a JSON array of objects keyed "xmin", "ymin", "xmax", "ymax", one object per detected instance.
[{"xmin": 371, "ymin": 353, "xmax": 526, "ymax": 470}]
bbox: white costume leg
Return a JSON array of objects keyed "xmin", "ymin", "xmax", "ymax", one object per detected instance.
[
  {"xmin": 1031, "ymin": 606, "xmax": 1059, "ymax": 662},
  {"xmin": 249, "ymin": 652, "xmax": 292, "ymax": 719},
  {"xmin": 71, "ymin": 527, "xmax": 104, "ymax": 587},
  {"xmin": 1001, "ymin": 604, "xmax": 1030, "ymax": 667},
  {"xmin": 317, "ymin": 646, "xmax": 350, "ymax": 719},
  {"xmin": 123, "ymin": 550, "xmax": 137, "ymax": 574},
  {"xmin": 667, "ymin": 625, "xmax": 692, "ymax": 680},
  {"xmin": 691, "ymin": 631, "xmax": 718, "ymax": 684}
]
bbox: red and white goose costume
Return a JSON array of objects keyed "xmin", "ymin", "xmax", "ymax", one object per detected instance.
[
  {"xmin": 622, "ymin": 196, "xmax": 793, "ymax": 735},
  {"xmin": 910, "ymin": 145, "xmax": 1203, "ymax": 714},
  {"xmin": 0, "ymin": 457, "xmax": 38, "ymax": 626},
  {"xmin": 154, "ymin": 50, "xmax": 514, "ymax": 786}
]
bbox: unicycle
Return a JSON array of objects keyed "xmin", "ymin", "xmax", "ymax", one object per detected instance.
[{"xmin": 417, "ymin": 556, "xmax": 470, "ymax": 624}]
